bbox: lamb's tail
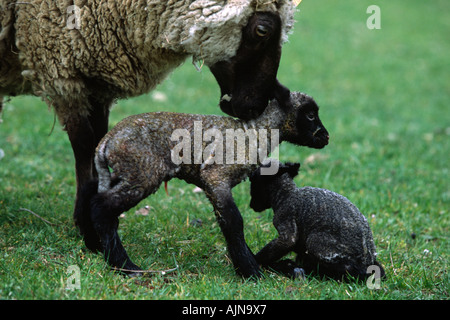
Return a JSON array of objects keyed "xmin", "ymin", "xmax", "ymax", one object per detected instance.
[{"xmin": 95, "ymin": 142, "xmax": 112, "ymax": 193}]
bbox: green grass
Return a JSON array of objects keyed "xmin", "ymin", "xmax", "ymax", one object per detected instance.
[{"xmin": 0, "ymin": 0, "xmax": 448, "ymax": 300}]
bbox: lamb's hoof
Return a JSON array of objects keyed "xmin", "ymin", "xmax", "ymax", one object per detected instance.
[
  {"xmin": 123, "ymin": 265, "xmax": 144, "ymax": 278},
  {"xmin": 268, "ymin": 259, "xmax": 305, "ymax": 279},
  {"xmin": 238, "ymin": 267, "xmax": 264, "ymax": 280},
  {"xmin": 237, "ymin": 261, "xmax": 264, "ymax": 280},
  {"xmin": 116, "ymin": 269, "xmax": 144, "ymax": 278},
  {"xmin": 111, "ymin": 262, "xmax": 143, "ymax": 278},
  {"xmin": 293, "ymin": 267, "xmax": 306, "ymax": 280},
  {"xmin": 127, "ymin": 271, "xmax": 144, "ymax": 278}
]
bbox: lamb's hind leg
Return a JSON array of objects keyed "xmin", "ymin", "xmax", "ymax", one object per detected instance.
[
  {"xmin": 301, "ymin": 232, "xmax": 354, "ymax": 280},
  {"xmin": 90, "ymin": 186, "xmax": 144, "ymax": 275},
  {"xmin": 205, "ymin": 187, "xmax": 261, "ymax": 278}
]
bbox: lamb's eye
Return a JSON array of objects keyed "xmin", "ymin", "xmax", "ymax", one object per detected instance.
[
  {"xmin": 256, "ymin": 25, "xmax": 269, "ymax": 37},
  {"xmin": 306, "ymin": 113, "xmax": 315, "ymax": 121}
]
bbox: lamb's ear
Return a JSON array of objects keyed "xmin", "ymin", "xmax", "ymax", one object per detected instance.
[
  {"xmin": 283, "ymin": 162, "xmax": 301, "ymax": 178},
  {"xmin": 250, "ymin": 161, "xmax": 272, "ymax": 180},
  {"xmin": 249, "ymin": 166, "xmax": 262, "ymax": 180},
  {"xmin": 273, "ymin": 80, "xmax": 291, "ymax": 110},
  {"xmin": 251, "ymin": 160, "xmax": 279, "ymax": 180}
]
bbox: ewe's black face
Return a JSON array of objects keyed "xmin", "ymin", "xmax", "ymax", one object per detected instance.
[
  {"xmin": 209, "ymin": 12, "xmax": 290, "ymax": 121},
  {"xmin": 291, "ymin": 94, "xmax": 329, "ymax": 149}
]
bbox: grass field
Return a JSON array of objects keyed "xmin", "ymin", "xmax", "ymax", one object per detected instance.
[{"xmin": 0, "ymin": 0, "xmax": 448, "ymax": 301}]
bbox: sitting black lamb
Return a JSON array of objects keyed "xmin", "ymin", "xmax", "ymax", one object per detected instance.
[{"xmin": 250, "ymin": 161, "xmax": 385, "ymax": 280}]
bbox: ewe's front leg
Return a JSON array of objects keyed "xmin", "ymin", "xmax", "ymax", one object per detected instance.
[{"xmin": 205, "ymin": 188, "xmax": 261, "ymax": 278}]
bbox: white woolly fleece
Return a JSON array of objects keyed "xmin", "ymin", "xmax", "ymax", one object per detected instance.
[
  {"xmin": 164, "ymin": 0, "xmax": 296, "ymax": 65},
  {"xmin": 1, "ymin": 0, "xmax": 297, "ymax": 109}
]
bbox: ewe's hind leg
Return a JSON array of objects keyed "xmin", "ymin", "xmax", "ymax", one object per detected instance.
[
  {"xmin": 62, "ymin": 95, "xmax": 111, "ymax": 237},
  {"xmin": 76, "ymin": 98, "xmax": 111, "ymax": 251},
  {"xmin": 90, "ymin": 186, "xmax": 145, "ymax": 274},
  {"xmin": 65, "ymin": 112, "xmax": 98, "ymax": 208},
  {"xmin": 74, "ymin": 180, "xmax": 102, "ymax": 253}
]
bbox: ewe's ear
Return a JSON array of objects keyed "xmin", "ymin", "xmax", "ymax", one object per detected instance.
[{"xmin": 283, "ymin": 162, "xmax": 300, "ymax": 178}]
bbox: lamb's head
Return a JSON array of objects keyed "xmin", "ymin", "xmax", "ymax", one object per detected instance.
[
  {"xmin": 209, "ymin": 3, "xmax": 294, "ymax": 121},
  {"xmin": 280, "ymin": 92, "xmax": 330, "ymax": 149},
  {"xmin": 249, "ymin": 161, "xmax": 300, "ymax": 212}
]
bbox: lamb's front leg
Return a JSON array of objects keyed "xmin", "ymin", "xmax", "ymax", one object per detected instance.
[
  {"xmin": 255, "ymin": 237, "xmax": 293, "ymax": 266},
  {"xmin": 205, "ymin": 187, "xmax": 261, "ymax": 279},
  {"xmin": 255, "ymin": 223, "xmax": 305, "ymax": 278}
]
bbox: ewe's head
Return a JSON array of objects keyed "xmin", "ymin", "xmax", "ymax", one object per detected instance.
[
  {"xmin": 208, "ymin": 0, "xmax": 295, "ymax": 121},
  {"xmin": 174, "ymin": 1, "xmax": 295, "ymax": 120},
  {"xmin": 280, "ymin": 92, "xmax": 330, "ymax": 149},
  {"xmin": 249, "ymin": 161, "xmax": 300, "ymax": 212}
]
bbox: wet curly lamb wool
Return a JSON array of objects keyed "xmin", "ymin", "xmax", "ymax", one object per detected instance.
[
  {"xmin": 0, "ymin": 0, "xmax": 295, "ymax": 114},
  {"xmin": 75, "ymin": 91, "xmax": 329, "ymax": 277}
]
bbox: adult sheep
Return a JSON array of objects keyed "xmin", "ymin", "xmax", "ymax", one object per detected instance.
[{"xmin": 0, "ymin": 0, "xmax": 296, "ymax": 255}]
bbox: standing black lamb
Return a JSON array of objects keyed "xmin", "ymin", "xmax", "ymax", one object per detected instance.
[{"xmin": 250, "ymin": 161, "xmax": 385, "ymax": 280}]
